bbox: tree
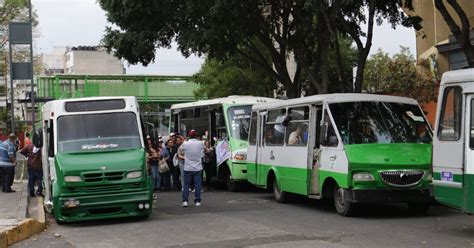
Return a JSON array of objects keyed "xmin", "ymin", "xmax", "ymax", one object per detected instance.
[
  {"xmin": 99, "ymin": 0, "xmax": 420, "ymax": 97},
  {"xmin": 434, "ymin": 0, "xmax": 473, "ymax": 68},
  {"xmin": 193, "ymin": 55, "xmax": 278, "ymax": 99},
  {"xmin": 330, "ymin": 0, "xmax": 422, "ymax": 93},
  {"xmin": 364, "ymin": 47, "xmax": 437, "ymax": 103}
]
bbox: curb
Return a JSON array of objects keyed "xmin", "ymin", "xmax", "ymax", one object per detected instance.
[{"xmin": 0, "ymin": 181, "xmax": 46, "ymax": 248}]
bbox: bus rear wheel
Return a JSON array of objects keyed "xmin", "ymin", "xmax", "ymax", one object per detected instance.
[
  {"xmin": 272, "ymin": 176, "xmax": 287, "ymax": 203},
  {"xmin": 334, "ymin": 185, "xmax": 354, "ymax": 216}
]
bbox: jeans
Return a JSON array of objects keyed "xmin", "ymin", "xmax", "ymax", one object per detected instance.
[
  {"xmin": 150, "ymin": 166, "xmax": 161, "ymax": 190},
  {"xmin": 2, "ymin": 166, "xmax": 14, "ymax": 191},
  {"xmin": 182, "ymin": 170, "xmax": 202, "ymax": 203},
  {"xmin": 28, "ymin": 169, "xmax": 43, "ymax": 194},
  {"xmin": 179, "ymin": 163, "xmax": 185, "ymax": 188}
]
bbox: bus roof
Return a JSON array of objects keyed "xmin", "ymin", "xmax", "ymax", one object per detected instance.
[
  {"xmin": 170, "ymin": 96, "xmax": 278, "ymax": 110},
  {"xmin": 440, "ymin": 68, "xmax": 474, "ymax": 86},
  {"xmin": 252, "ymin": 93, "xmax": 419, "ymax": 111}
]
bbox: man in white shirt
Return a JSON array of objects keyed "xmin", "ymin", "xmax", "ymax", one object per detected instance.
[{"xmin": 181, "ymin": 130, "xmax": 204, "ymax": 207}]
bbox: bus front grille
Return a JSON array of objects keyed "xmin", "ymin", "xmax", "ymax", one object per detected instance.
[
  {"xmin": 379, "ymin": 170, "xmax": 424, "ymax": 187},
  {"xmin": 85, "ymin": 185, "xmax": 123, "ymax": 192},
  {"xmin": 83, "ymin": 171, "xmax": 125, "ymax": 182}
]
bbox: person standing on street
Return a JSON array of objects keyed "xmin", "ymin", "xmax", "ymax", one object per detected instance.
[
  {"xmin": 20, "ymin": 142, "xmax": 43, "ymax": 197},
  {"xmin": 1, "ymin": 134, "xmax": 17, "ymax": 193},
  {"xmin": 146, "ymin": 136, "xmax": 161, "ymax": 192},
  {"xmin": 181, "ymin": 130, "xmax": 204, "ymax": 207},
  {"xmin": 166, "ymin": 138, "xmax": 180, "ymax": 191}
]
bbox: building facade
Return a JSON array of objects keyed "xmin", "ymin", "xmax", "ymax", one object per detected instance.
[{"xmin": 409, "ymin": 0, "xmax": 474, "ymax": 74}]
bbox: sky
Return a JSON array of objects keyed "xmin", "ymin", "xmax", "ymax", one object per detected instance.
[{"xmin": 33, "ymin": 0, "xmax": 417, "ymax": 76}]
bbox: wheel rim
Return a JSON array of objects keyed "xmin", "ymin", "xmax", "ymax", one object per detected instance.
[
  {"xmin": 227, "ymin": 173, "xmax": 234, "ymax": 189},
  {"xmin": 335, "ymin": 188, "xmax": 345, "ymax": 210},
  {"xmin": 273, "ymin": 181, "xmax": 281, "ymax": 198}
]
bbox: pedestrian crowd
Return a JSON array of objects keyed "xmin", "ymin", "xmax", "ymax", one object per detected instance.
[
  {"xmin": 146, "ymin": 130, "xmax": 216, "ymax": 207},
  {"xmin": 0, "ymin": 132, "xmax": 43, "ymax": 197}
]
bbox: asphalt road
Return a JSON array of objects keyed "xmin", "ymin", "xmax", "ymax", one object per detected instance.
[{"xmin": 13, "ymin": 187, "xmax": 474, "ymax": 248}]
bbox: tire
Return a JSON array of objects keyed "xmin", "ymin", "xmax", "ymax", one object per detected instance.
[
  {"xmin": 225, "ymin": 170, "xmax": 239, "ymax": 192},
  {"xmin": 272, "ymin": 176, "xmax": 287, "ymax": 203},
  {"xmin": 333, "ymin": 185, "xmax": 354, "ymax": 216},
  {"xmin": 407, "ymin": 202, "xmax": 430, "ymax": 215}
]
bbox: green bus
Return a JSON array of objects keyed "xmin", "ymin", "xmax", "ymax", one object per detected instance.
[
  {"xmin": 433, "ymin": 68, "xmax": 474, "ymax": 213},
  {"xmin": 41, "ymin": 97, "xmax": 152, "ymax": 223},
  {"xmin": 170, "ymin": 96, "xmax": 278, "ymax": 191},
  {"xmin": 247, "ymin": 93, "xmax": 433, "ymax": 216}
]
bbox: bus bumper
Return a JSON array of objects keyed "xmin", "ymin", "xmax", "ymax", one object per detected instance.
[
  {"xmin": 345, "ymin": 188, "xmax": 432, "ymax": 203},
  {"xmin": 54, "ymin": 190, "xmax": 152, "ymax": 223},
  {"xmin": 230, "ymin": 161, "xmax": 247, "ymax": 181}
]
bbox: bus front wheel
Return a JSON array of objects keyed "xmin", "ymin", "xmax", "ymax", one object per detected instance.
[
  {"xmin": 272, "ymin": 176, "xmax": 287, "ymax": 203},
  {"xmin": 225, "ymin": 170, "xmax": 239, "ymax": 192},
  {"xmin": 334, "ymin": 186, "xmax": 354, "ymax": 216}
]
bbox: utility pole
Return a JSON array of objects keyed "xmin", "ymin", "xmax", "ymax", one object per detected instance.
[
  {"xmin": 8, "ymin": 0, "xmax": 35, "ymax": 135},
  {"xmin": 28, "ymin": 0, "xmax": 35, "ymax": 135}
]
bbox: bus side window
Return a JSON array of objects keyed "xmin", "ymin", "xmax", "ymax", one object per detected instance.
[
  {"xmin": 249, "ymin": 112, "xmax": 258, "ymax": 145},
  {"xmin": 321, "ymin": 114, "xmax": 338, "ymax": 147},
  {"xmin": 438, "ymin": 86, "xmax": 462, "ymax": 141},
  {"xmin": 315, "ymin": 108, "xmax": 323, "ymax": 148},
  {"xmin": 47, "ymin": 120, "xmax": 55, "ymax": 157}
]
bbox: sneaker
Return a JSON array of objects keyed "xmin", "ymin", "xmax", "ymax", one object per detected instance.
[
  {"xmin": 191, "ymin": 189, "xmax": 195, "ymax": 193},
  {"xmin": 182, "ymin": 201, "xmax": 188, "ymax": 207},
  {"xmin": 195, "ymin": 202, "xmax": 201, "ymax": 207}
]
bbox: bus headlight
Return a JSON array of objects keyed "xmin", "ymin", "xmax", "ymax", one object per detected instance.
[
  {"xmin": 353, "ymin": 172, "xmax": 375, "ymax": 182},
  {"xmin": 234, "ymin": 152, "xmax": 247, "ymax": 161},
  {"xmin": 126, "ymin": 171, "xmax": 142, "ymax": 179},
  {"xmin": 64, "ymin": 176, "xmax": 82, "ymax": 182}
]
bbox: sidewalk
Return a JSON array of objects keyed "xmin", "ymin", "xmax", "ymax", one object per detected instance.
[
  {"xmin": 0, "ymin": 158, "xmax": 46, "ymax": 248},
  {"xmin": 0, "ymin": 181, "xmax": 27, "ymax": 231}
]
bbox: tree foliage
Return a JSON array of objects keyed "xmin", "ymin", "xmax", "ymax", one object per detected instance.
[
  {"xmin": 100, "ymin": 0, "xmax": 421, "ymax": 98},
  {"xmin": 364, "ymin": 47, "xmax": 437, "ymax": 103},
  {"xmin": 193, "ymin": 56, "xmax": 278, "ymax": 99},
  {"xmin": 434, "ymin": 0, "xmax": 473, "ymax": 68}
]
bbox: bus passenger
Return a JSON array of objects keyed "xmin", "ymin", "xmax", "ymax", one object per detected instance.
[{"xmin": 288, "ymin": 125, "xmax": 304, "ymax": 145}]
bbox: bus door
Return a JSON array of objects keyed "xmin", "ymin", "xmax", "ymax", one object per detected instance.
[
  {"xmin": 433, "ymin": 86, "xmax": 464, "ymax": 209},
  {"xmin": 247, "ymin": 111, "xmax": 259, "ymax": 185},
  {"xmin": 464, "ymin": 94, "xmax": 474, "ymax": 212},
  {"xmin": 309, "ymin": 105, "xmax": 322, "ymax": 195},
  {"xmin": 318, "ymin": 104, "xmax": 348, "ymax": 190},
  {"xmin": 256, "ymin": 111, "xmax": 267, "ymax": 186},
  {"xmin": 42, "ymin": 119, "xmax": 56, "ymax": 212}
]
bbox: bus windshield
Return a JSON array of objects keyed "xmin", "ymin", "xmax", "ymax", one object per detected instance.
[
  {"xmin": 227, "ymin": 105, "xmax": 252, "ymax": 141},
  {"xmin": 329, "ymin": 101, "xmax": 432, "ymax": 145},
  {"xmin": 57, "ymin": 112, "xmax": 142, "ymax": 152}
]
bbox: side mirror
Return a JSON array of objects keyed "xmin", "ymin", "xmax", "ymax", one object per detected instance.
[
  {"xmin": 319, "ymin": 122, "xmax": 328, "ymax": 145},
  {"xmin": 282, "ymin": 116, "xmax": 292, "ymax": 127},
  {"xmin": 33, "ymin": 129, "xmax": 43, "ymax": 148}
]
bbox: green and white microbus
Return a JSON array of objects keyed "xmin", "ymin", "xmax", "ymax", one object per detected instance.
[
  {"xmin": 247, "ymin": 94, "xmax": 433, "ymax": 216},
  {"xmin": 170, "ymin": 96, "xmax": 278, "ymax": 191},
  {"xmin": 433, "ymin": 68, "xmax": 474, "ymax": 213},
  {"xmin": 41, "ymin": 97, "xmax": 153, "ymax": 223}
]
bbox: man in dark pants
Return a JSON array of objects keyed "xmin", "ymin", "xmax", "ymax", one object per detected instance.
[
  {"xmin": 21, "ymin": 142, "xmax": 43, "ymax": 197},
  {"xmin": 1, "ymin": 134, "xmax": 17, "ymax": 193}
]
